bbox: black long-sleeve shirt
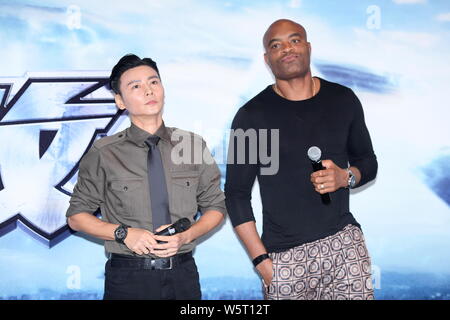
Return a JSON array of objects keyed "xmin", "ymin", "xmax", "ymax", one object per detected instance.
[{"xmin": 225, "ymin": 78, "xmax": 377, "ymax": 253}]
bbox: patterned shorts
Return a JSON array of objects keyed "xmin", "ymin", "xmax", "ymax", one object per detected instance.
[{"xmin": 265, "ymin": 224, "xmax": 374, "ymax": 300}]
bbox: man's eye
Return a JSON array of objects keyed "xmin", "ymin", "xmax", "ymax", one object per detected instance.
[
  {"xmin": 292, "ymin": 39, "xmax": 300, "ymax": 43},
  {"xmin": 133, "ymin": 84, "xmax": 140, "ymax": 89},
  {"xmin": 271, "ymin": 43, "xmax": 280, "ymax": 49},
  {"xmin": 151, "ymin": 80, "xmax": 159, "ymax": 85}
]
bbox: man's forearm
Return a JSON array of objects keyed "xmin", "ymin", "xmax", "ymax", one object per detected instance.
[
  {"xmin": 234, "ymin": 221, "xmax": 273, "ymax": 285},
  {"xmin": 183, "ymin": 210, "xmax": 224, "ymax": 244},
  {"xmin": 67, "ymin": 213, "xmax": 118, "ymax": 241},
  {"xmin": 234, "ymin": 221, "xmax": 268, "ymax": 259}
]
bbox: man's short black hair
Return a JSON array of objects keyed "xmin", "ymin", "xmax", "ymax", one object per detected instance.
[{"xmin": 109, "ymin": 54, "xmax": 160, "ymax": 95}]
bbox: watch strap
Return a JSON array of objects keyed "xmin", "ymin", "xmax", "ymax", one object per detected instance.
[{"xmin": 252, "ymin": 253, "xmax": 270, "ymax": 267}]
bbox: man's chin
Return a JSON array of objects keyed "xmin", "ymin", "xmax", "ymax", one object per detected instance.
[
  {"xmin": 130, "ymin": 111, "xmax": 164, "ymax": 121},
  {"xmin": 277, "ymin": 73, "xmax": 308, "ymax": 81},
  {"xmin": 274, "ymin": 67, "xmax": 309, "ymax": 81}
]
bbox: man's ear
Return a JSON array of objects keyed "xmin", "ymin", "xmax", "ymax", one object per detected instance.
[
  {"xmin": 114, "ymin": 93, "xmax": 126, "ymax": 110},
  {"xmin": 264, "ymin": 52, "xmax": 269, "ymax": 65}
]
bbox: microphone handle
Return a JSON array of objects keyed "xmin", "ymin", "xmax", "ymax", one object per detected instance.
[
  {"xmin": 154, "ymin": 218, "xmax": 190, "ymax": 244},
  {"xmin": 311, "ymin": 160, "xmax": 331, "ymax": 205},
  {"xmin": 154, "ymin": 226, "xmax": 174, "ymax": 244},
  {"xmin": 320, "ymin": 191, "xmax": 331, "ymax": 205},
  {"xmin": 311, "ymin": 161, "xmax": 324, "ymax": 172},
  {"xmin": 155, "ymin": 226, "xmax": 175, "ymax": 236}
]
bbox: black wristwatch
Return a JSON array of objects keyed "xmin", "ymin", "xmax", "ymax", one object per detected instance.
[{"xmin": 114, "ymin": 224, "xmax": 129, "ymax": 244}]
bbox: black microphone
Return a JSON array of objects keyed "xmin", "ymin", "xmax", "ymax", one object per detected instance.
[
  {"xmin": 155, "ymin": 218, "xmax": 191, "ymax": 244},
  {"xmin": 307, "ymin": 146, "xmax": 331, "ymax": 205}
]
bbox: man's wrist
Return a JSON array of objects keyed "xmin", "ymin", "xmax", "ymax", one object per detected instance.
[
  {"xmin": 114, "ymin": 224, "xmax": 129, "ymax": 244},
  {"xmin": 346, "ymin": 168, "xmax": 357, "ymax": 189},
  {"xmin": 342, "ymin": 168, "xmax": 350, "ymax": 188},
  {"xmin": 252, "ymin": 253, "xmax": 270, "ymax": 267},
  {"xmin": 181, "ymin": 229, "xmax": 193, "ymax": 245}
]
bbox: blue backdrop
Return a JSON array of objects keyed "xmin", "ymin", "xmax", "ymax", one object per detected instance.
[{"xmin": 0, "ymin": 0, "xmax": 449, "ymax": 300}]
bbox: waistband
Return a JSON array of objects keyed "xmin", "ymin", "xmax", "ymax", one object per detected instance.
[{"xmin": 109, "ymin": 251, "xmax": 193, "ymax": 270}]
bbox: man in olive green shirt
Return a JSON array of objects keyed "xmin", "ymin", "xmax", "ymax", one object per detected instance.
[{"xmin": 66, "ymin": 54, "xmax": 227, "ymax": 300}]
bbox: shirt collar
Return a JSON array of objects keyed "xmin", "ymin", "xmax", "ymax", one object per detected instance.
[{"xmin": 127, "ymin": 120, "xmax": 172, "ymax": 147}]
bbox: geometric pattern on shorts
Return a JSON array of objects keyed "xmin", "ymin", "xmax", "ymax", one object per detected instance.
[{"xmin": 265, "ymin": 224, "xmax": 374, "ymax": 300}]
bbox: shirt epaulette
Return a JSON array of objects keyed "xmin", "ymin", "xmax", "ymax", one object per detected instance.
[{"xmin": 93, "ymin": 129, "xmax": 127, "ymax": 149}]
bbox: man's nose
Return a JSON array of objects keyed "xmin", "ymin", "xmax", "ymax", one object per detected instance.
[
  {"xmin": 282, "ymin": 42, "xmax": 294, "ymax": 53},
  {"xmin": 144, "ymin": 85, "xmax": 154, "ymax": 96}
]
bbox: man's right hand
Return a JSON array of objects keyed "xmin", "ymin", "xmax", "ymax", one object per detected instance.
[
  {"xmin": 256, "ymin": 258, "xmax": 274, "ymax": 287},
  {"xmin": 68, "ymin": 214, "xmax": 158, "ymax": 256},
  {"xmin": 123, "ymin": 228, "xmax": 158, "ymax": 255},
  {"xmin": 233, "ymin": 221, "xmax": 273, "ymax": 286}
]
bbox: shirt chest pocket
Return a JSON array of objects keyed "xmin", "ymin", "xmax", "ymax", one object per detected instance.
[
  {"xmin": 108, "ymin": 179, "xmax": 144, "ymax": 216},
  {"xmin": 170, "ymin": 171, "xmax": 199, "ymax": 214}
]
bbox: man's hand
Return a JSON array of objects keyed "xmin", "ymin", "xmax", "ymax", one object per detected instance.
[
  {"xmin": 256, "ymin": 258, "xmax": 273, "ymax": 287},
  {"xmin": 123, "ymin": 228, "xmax": 158, "ymax": 256},
  {"xmin": 150, "ymin": 224, "xmax": 190, "ymax": 258},
  {"xmin": 310, "ymin": 160, "xmax": 348, "ymax": 194}
]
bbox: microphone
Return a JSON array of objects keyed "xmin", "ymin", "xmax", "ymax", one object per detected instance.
[
  {"xmin": 155, "ymin": 218, "xmax": 191, "ymax": 244},
  {"xmin": 307, "ymin": 146, "xmax": 331, "ymax": 205}
]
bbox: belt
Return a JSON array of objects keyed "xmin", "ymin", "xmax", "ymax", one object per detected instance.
[{"xmin": 109, "ymin": 252, "xmax": 192, "ymax": 270}]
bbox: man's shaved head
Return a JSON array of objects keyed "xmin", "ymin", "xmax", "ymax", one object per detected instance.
[
  {"xmin": 263, "ymin": 19, "xmax": 308, "ymax": 52},
  {"xmin": 262, "ymin": 19, "xmax": 312, "ymax": 81}
]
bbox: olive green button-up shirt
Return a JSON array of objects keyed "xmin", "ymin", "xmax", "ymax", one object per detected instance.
[{"xmin": 66, "ymin": 121, "xmax": 227, "ymax": 256}]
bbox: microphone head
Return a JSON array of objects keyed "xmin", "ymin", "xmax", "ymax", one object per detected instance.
[
  {"xmin": 307, "ymin": 146, "xmax": 322, "ymax": 162},
  {"xmin": 173, "ymin": 218, "xmax": 191, "ymax": 233}
]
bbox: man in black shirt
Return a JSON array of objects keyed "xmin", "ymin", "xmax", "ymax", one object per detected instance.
[{"xmin": 225, "ymin": 19, "xmax": 377, "ymax": 300}]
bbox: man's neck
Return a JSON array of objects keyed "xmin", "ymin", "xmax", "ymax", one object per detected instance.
[
  {"xmin": 131, "ymin": 115, "xmax": 163, "ymax": 135},
  {"xmin": 274, "ymin": 72, "xmax": 318, "ymax": 101}
]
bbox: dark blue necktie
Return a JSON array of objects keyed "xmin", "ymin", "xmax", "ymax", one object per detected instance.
[{"xmin": 145, "ymin": 136, "xmax": 171, "ymax": 232}]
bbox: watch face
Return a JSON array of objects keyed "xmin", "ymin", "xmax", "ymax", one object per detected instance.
[
  {"xmin": 350, "ymin": 175, "xmax": 356, "ymax": 187},
  {"xmin": 115, "ymin": 227, "xmax": 126, "ymax": 239}
]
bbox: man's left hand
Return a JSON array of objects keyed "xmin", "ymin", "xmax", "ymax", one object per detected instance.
[
  {"xmin": 150, "ymin": 224, "xmax": 190, "ymax": 257},
  {"xmin": 310, "ymin": 160, "xmax": 348, "ymax": 194}
]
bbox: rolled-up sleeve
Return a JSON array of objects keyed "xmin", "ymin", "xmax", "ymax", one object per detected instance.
[
  {"xmin": 347, "ymin": 92, "xmax": 378, "ymax": 187},
  {"xmin": 66, "ymin": 146, "xmax": 105, "ymax": 217},
  {"xmin": 196, "ymin": 141, "xmax": 227, "ymax": 216}
]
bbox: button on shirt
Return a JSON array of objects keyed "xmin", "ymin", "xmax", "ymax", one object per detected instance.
[{"xmin": 66, "ymin": 121, "xmax": 227, "ymax": 256}]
